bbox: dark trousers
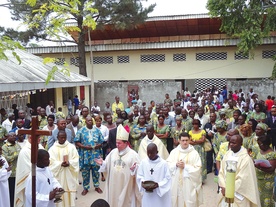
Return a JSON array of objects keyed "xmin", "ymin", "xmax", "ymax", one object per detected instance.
[
  {"xmin": 167, "ymin": 138, "xmax": 174, "ymax": 153},
  {"xmin": 206, "ymin": 150, "xmax": 214, "ymax": 173},
  {"xmin": 8, "ymin": 176, "xmax": 15, "ymax": 207}
]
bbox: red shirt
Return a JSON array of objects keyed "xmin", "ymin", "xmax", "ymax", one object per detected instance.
[{"xmin": 265, "ymin": 99, "xmax": 274, "ymax": 111}]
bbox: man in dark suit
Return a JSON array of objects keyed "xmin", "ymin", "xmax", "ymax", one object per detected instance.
[
  {"xmin": 266, "ymin": 105, "xmax": 276, "ymax": 150},
  {"xmin": 107, "ymin": 119, "xmax": 124, "ymax": 152},
  {"xmin": 12, "ymin": 110, "xmax": 31, "ymax": 129},
  {"xmin": 66, "ymin": 115, "xmax": 82, "ymax": 139}
]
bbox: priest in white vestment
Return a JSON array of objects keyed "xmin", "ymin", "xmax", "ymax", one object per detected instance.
[
  {"xmin": 167, "ymin": 132, "xmax": 203, "ymax": 207},
  {"xmin": 95, "ymin": 124, "xmax": 141, "ymax": 207},
  {"xmin": 25, "ymin": 149, "xmax": 63, "ymax": 207},
  {"xmin": 0, "ymin": 149, "xmax": 12, "ymax": 207},
  {"xmin": 14, "ymin": 136, "xmax": 44, "ymax": 207},
  {"xmin": 217, "ymin": 135, "xmax": 261, "ymax": 207},
  {"xmin": 137, "ymin": 143, "xmax": 172, "ymax": 207},
  {"xmin": 138, "ymin": 125, "xmax": 169, "ymax": 160},
  {"xmin": 48, "ymin": 130, "xmax": 79, "ymax": 207}
]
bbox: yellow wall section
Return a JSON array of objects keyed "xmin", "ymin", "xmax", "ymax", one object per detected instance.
[{"xmin": 41, "ymin": 45, "xmax": 275, "ymax": 81}]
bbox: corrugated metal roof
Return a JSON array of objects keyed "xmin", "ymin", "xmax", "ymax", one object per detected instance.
[
  {"xmin": 0, "ymin": 49, "xmax": 91, "ymax": 92},
  {"xmin": 26, "ymin": 37, "xmax": 276, "ymax": 54}
]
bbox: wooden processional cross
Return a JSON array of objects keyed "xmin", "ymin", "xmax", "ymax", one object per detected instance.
[{"xmin": 18, "ymin": 116, "xmax": 52, "ymax": 207}]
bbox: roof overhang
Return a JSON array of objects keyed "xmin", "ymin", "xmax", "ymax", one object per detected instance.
[
  {"xmin": 0, "ymin": 49, "xmax": 91, "ymax": 92},
  {"xmin": 69, "ymin": 14, "xmax": 222, "ymax": 42}
]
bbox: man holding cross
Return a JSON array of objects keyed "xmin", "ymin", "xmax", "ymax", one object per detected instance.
[{"xmin": 15, "ymin": 117, "xmax": 51, "ymax": 207}]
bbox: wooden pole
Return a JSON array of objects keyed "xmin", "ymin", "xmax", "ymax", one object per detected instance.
[{"xmin": 18, "ymin": 116, "xmax": 52, "ymax": 207}]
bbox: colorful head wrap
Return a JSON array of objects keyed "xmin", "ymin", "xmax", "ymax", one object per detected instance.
[
  {"xmin": 215, "ymin": 120, "xmax": 228, "ymax": 130},
  {"xmin": 175, "ymin": 115, "xmax": 182, "ymax": 121},
  {"xmin": 256, "ymin": 123, "xmax": 268, "ymax": 132}
]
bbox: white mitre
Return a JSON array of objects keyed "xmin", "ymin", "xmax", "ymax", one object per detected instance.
[{"xmin": 116, "ymin": 124, "xmax": 129, "ymax": 141}]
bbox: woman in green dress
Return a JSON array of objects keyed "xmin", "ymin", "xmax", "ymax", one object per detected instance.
[
  {"xmin": 254, "ymin": 135, "xmax": 276, "ymax": 207},
  {"xmin": 171, "ymin": 116, "xmax": 185, "ymax": 148},
  {"xmin": 239, "ymin": 123, "xmax": 254, "ymax": 151},
  {"xmin": 249, "ymin": 122, "xmax": 268, "ymax": 158},
  {"xmin": 154, "ymin": 115, "xmax": 170, "ymax": 148},
  {"xmin": 213, "ymin": 120, "xmax": 228, "ymax": 155},
  {"xmin": 250, "ymin": 103, "xmax": 266, "ymax": 123},
  {"xmin": 130, "ymin": 115, "xmax": 147, "ymax": 152}
]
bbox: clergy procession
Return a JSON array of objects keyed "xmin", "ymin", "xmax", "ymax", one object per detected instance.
[{"xmin": 1, "ymin": 86, "xmax": 276, "ymax": 207}]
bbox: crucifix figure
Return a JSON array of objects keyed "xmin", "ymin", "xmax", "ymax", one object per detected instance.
[
  {"xmin": 18, "ymin": 116, "xmax": 52, "ymax": 207},
  {"xmin": 150, "ymin": 168, "xmax": 154, "ymax": 175}
]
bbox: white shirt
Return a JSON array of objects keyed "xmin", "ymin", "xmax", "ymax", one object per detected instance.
[
  {"xmin": 94, "ymin": 125, "xmax": 109, "ymax": 141},
  {"xmin": 2, "ymin": 119, "xmax": 14, "ymax": 132},
  {"xmin": 75, "ymin": 109, "xmax": 81, "ymax": 116}
]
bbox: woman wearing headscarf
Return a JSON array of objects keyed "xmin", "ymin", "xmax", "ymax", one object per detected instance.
[
  {"xmin": 213, "ymin": 120, "xmax": 228, "ymax": 155},
  {"xmin": 239, "ymin": 124, "xmax": 254, "ymax": 150},
  {"xmin": 249, "ymin": 122, "xmax": 268, "ymax": 158},
  {"xmin": 170, "ymin": 116, "xmax": 185, "ymax": 148}
]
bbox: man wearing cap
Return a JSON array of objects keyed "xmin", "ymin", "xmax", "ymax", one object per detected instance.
[{"xmin": 95, "ymin": 124, "xmax": 141, "ymax": 207}]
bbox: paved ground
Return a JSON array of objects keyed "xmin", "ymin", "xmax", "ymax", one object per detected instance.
[{"xmin": 75, "ymin": 172, "xmax": 221, "ymax": 207}]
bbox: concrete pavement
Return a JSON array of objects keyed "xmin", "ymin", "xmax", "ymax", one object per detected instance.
[{"xmin": 75, "ymin": 172, "xmax": 221, "ymax": 207}]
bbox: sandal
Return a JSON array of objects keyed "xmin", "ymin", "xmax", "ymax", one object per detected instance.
[
  {"xmin": 81, "ymin": 189, "xmax": 88, "ymax": 196},
  {"xmin": 95, "ymin": 187, "xmax": 103, "ymax": 194}
]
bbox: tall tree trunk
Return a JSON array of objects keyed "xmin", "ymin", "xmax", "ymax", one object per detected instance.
[{"xmin": 77, "ymin": 15, "xmax": 87, "ymax": 77}]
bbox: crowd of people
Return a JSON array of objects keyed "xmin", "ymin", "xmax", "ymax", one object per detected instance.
[{"xmin": 0, "ymin": 85, "xmax": 276, "ymax": 207}]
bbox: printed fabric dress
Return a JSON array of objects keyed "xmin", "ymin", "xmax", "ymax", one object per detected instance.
[
  {"xmin": 155, "ymin": 125, "xmax": 170, "ymax": 148},
  {"xmin": 170, "ymin": 125, "xmax": 186, "ymax": 147},
  {"xmin": 255, "ymin": 151, "xmax": 276, "ymax": 207},
  {"xmin": 189, "ymin": 130, "xmax": 207, "ymax": 181}
]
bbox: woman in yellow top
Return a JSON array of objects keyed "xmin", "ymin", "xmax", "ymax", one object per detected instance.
[{"xmin": 189, "ymin": 118, "xmax": 207, "ymax": 181}]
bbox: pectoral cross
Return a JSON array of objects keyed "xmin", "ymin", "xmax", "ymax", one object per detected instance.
[
  {"xmin": 18, "ymin": 116, "xmax": 52, "ymax": 207},
  {"xmin": 150, "ymin": 168, "xmax": 154, "ymax": 175}
]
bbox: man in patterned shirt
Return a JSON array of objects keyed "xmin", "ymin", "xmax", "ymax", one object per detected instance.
[{"xmin": 75, "ymin": 116, "xmax": 104, "ymax": 196}]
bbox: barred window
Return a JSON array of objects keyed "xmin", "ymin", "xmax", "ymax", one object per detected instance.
[
  {"xmin": 196, "ymin": 52, "xmax": 227, "ymax": 61},
  {"xmin": 234, "ymin": 53, "xmax": 249, "ymax": 60},
  {"xmin": 54, "ymin": 58, "xmax": 65, "ymax": 65},
  {"xmin": 262, "ymin": 50, "xmax": 276, "ymax": 59},
  {"xmin": 140, "ymin": 80, "xmax": 165, "ymax": 83},
  {"xmin": 140, "ymin": 54, "xmax": 165, "ymax": 63},
  {"xmin": 70, "ymin": 57, "xmax": 79, "ymax": 67},
  {"xmin": 93, "ymin": 56, "xmax": 113, "ymax": 64},
  {"xmin": 173, "ymin": 53, "xmax": 186, "ymax": 62},
  {"xmin": 117, "ymin": 56, "xmax": 129, "ymax": 64}
]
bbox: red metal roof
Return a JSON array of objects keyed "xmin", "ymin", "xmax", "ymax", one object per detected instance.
[{"xmin": 71, "ymin": 16, "xmax": 222, "ymax": 42}]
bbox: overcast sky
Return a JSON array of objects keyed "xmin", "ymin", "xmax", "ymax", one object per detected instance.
[
  {"xmin": 0, "ymin": 0, "xmax": 209, "ymax": 45},
  {"xmin": 0, "ymin": 0, "xmax": 209, "ymax": 27}
]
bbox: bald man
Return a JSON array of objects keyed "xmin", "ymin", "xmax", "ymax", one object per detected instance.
[{"xmin": 218, "ymin": 135, "xmax": 261, "ymax": 207}]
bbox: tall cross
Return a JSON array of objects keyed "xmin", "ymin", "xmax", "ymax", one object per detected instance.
[
  {"xmin": 150, "ymin": 168, "xmax": 154, "ymax": 175},
  {"xmin": 18, "ymin": 116, "xmax": 52, "ymax": 207}
]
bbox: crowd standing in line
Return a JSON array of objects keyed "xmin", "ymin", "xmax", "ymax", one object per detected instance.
[{"xmin": 0, "ymin": 86, "xmax": 276, "ymax": 206}]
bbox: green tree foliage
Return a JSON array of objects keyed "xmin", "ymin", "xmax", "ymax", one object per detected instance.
[
  {"xmin": 0, "ymin": 35, "xmax": 24, "ymax": 63},
  {"xmin": 4, "ymin": 0, "xmax": 156, "ymax": 76},
  {"xmin": 207, "ymin": 0, "xmax": 276, "ymax": 55}
]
